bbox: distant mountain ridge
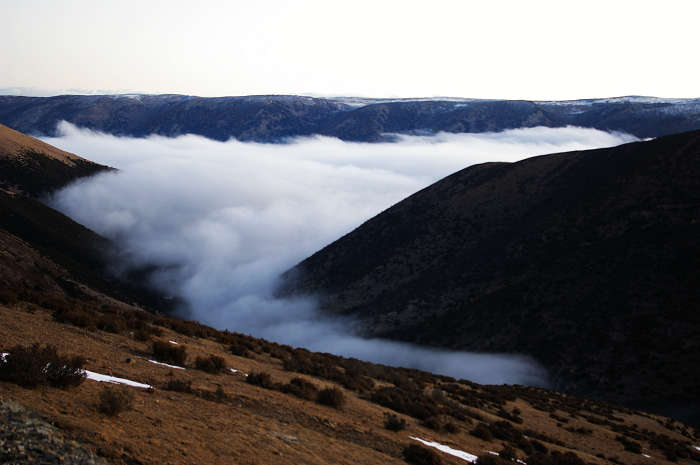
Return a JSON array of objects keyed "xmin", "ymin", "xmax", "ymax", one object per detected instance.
[
  {"xmin": 279, "ymin": 129, "xmax": 700, "ymax": 424},
  {"xmin": 1, "ymin": 94, "xmax": 700, "ymax": 142}
]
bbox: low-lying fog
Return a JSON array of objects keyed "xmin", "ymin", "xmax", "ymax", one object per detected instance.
[{"xmin": 44, "ymin": 122, "xmax": 636, "ymax": 386}]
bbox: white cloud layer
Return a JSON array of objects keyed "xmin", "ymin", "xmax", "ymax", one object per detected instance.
[{"xmin": 45, "ymin": 123, "xmax": 636, "ymax": 385}]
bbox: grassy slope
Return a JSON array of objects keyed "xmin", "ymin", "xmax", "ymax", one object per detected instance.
[{"xmin": 1, "ymin": 287, "xmax": 699, "ymax": 465}]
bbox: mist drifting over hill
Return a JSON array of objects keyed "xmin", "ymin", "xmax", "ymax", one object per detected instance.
[{"xmin": 45, "ymin": 122, "xmax": 635, "ymax": 385}]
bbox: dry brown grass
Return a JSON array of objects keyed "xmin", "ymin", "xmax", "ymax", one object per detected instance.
[
  {"xmin": 0, "ymin": 123, "xmax": 87, "ymax": 166},
  {"xmin": 1, "ymin": 302, "xmax": 698, "ymax": 465}
]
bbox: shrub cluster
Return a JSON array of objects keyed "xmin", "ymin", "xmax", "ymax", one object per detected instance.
[
  {"xmin": 384, "ymin": 414, "xmax": 407, "ymax": 432},
  {"xmin": 525, "ymin": 451, "xmax": 589, "ymax": 465},
  {"xmin": 316, "ymin": 387, "xmax": 345, "ymax": 409},
  {"xmin": 52, "ymin": 303, "xmax": 162, "ymax": 340},
  {"xmin": 195, "ymin": 355, "xmax": 226, "ymax": 373},
  {"xmin": 98, "ymin": 386, "xmax": 133, "ymax": 416},
  {"xmin": 282, "ymin": 350, "xmax": 375, "ymax": 393},
  {"xmin": 422, "ymin": 415, "xmax": 459, "ymax": 433},
  {"xmin": 152, "ymin": 341, "xmax": 187, "ymax": 366},
  {"xmin": 162, "ymin": 379, "xmax": 229, "ymax": 403},
  {"xmin": 246, "ymin": 371, "xmax": 345, "ymax": 409},
  {"xmin": 403, "ymin": 444, "xmax": 443, "ymax": 465},
  {"xmin": 475, "ymin": 454, "xmax": 510, "ymax": 465},
  {"xmin": 371, "ymin": 386, "xmax": 438, "ymax": 421},
  {"xmin": 164, "ymin": 379, "xmax": 193, "ymax": 393},
  {"xmin": 0, "ymin": 344, "xmax": 85, "ymax": 388},
  {"xmin": 615, "ymin": 435, "xmax": 642, "ymax": 454},
  {"xmin": 247, "ymin": 371, "xmax": 274, "ymax": 389},
  {"xmin": 647, "ymin": 432, "xmax": 697, "ymax": 462},
  {"xmin": 281, "ymin": 377, "xmax": 319, "ymax": 401}
]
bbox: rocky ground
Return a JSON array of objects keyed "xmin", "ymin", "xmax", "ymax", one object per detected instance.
[{"xmin": 0, "ymin": 398, "xmax": 108, "ymax": 465}]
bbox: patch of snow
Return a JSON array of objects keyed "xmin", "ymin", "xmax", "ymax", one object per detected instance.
[
  {"xmin": 169, "ymin": 340, "xmax": 179, "ymax": 345},
  {"xmin": 148, "ymin": 360, "xmax": 185, "ymax": 370},
  {"xmin": 229, "ymin": 368, "xmax": 248, "ymax": 376},
  {"xmin": 410, "ymin": 437, "xmax": 477, "ymax": 463},
  {"xmin": 0, "ymin": 352, "xmax": 7, "ymax": 361},
  {"xmin": 694, "ymin": 446, "xmax": 700, "ymax": 451},
  {"xmin": 642, "ymin": 453, "xmax": 652, "ymax": 458},
  {"xmin": 84, "ymin": 370, "xmax": 152, "ymax": 389}
]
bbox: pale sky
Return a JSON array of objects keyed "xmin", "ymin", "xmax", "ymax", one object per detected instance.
[{"xmin": 2, "ymin": 0, "xmax": 699, "ymax": 100}]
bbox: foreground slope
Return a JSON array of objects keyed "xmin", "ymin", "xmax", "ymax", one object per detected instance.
[
  {"xmin": 2, "ymin": 301, "xmax": 699, "ymax": 465},
  {"xmin": 279, "ymin": 130, "xmax": 700, "ymax": 422},
  {"xmin": 1, "ymin": 94, "xmax": 700, "ymax": 142}
]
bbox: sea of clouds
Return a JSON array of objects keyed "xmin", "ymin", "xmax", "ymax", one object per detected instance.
[{"xmin": 44, "ymin": 122, "xmax": 636, "ymax": 385}]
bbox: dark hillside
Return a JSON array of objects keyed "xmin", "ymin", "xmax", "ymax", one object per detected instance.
[
  {"xmin": 0, "ymin": 124, "xmax": 173, "ymax": 312},
  {"xmin": 279, "ymin": 130, "xmax": 700, "ymax": 424}
]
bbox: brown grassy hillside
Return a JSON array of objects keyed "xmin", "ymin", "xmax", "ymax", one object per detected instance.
[
  {"xmin": 1, "ymin": 286, "xmax": 699, "ymax": 465},
  {"xmin": 0, "ymin": 123, "xmax": 110, "ymax": 196}
]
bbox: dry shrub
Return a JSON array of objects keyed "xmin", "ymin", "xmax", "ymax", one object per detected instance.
[
  {"xmin": 53, "ymin": 307, "xmax": 97, "ymax": 329},
  {"xmin": 247, "ymin": 371, "xmax": 273, "ymax": 389},
  {"xmin": 195, "ymin": 355, "xmax": 227, "ymax": 373},
  {"xmin": 199, "ymin": 385, "xmax": 229, "ymax": 403},
  {"xmin": 164, "ymin": 379, "xmax": 193, "ymax": 393},
  {"xmin": 525, "ymin": 451, "xmax": 588, "ymax": 465},
  {"xmin": 371, "ymin": 386, "xmax": 438, "ymax": 421},
  {"xmin": 282, "ymin": 377, "xmax": 319, "ymax": 400},
  {"xmin": 0, "ymin": 288, "xmax": 19, "ymax": 304},
  {"xmin": 0, "ymin": 344, "xmax": 85, "ymax": 388},
  {"xmin": 384, "ymin": 414, "xmax": 407, "ymax": 432},
  {"xmin": 97, "ymin": 313, "xmax": 128, "ymax": 333},
  {"xmin": 98, "ymin": 386, "xmax": 133, "ymax": 416},
  {"xmin": 470, "ymin": 422, "xmax": 494, "ymax": 441},
  {"xmin": 134, "ymin": 328, "xmax": 154, "ymax": 341},
  {"xmin": 229, "ymin": 341, "xmax": 250, "ymax": 357},
  {"xmin": 152, "ymin": 340, "xmax": 187, "ymax": 366},
  {"xmin": 499, "ymin": 445, "xmax": 517, "ymax": 461},
  {"xmin": 475, "ymin": 455, "xmax": 510, "ymax": 465},
  {"xmin": 317, "ymin": 387, "xmax": 345, "ymax": 409},
  {"xmin": 403, "ymin": 444, "xmax": 443, "ymax": 465}
]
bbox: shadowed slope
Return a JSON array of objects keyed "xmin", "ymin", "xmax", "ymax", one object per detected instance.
[
  {"xmin": 279, "ymin": 130, "xmax": 700, "ymax": 423},
  {"xmin": 0, "ymin": 124, "xmax": 173, "ymax": 312}
]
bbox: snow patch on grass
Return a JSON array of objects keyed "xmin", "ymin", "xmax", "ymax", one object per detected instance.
[
  {"xmin": 409, "ymin": 437, "xmax": 477, "ymax": 463},
  {"xmin": 84, "ymin": 370, "xmax": 152, "ymax": 389},
  {"xmin": 148, "ymin": 360, "xmax": 185, "ymax": 370}
]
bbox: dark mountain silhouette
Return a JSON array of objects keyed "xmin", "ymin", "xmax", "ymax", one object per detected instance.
[
  {"xmin": 1, "ymin": 94, "xmax": 700, "ymax": 142},
  {"xmin": 279, "ymin": 130, "xmax": 700, "ymax": 424}
]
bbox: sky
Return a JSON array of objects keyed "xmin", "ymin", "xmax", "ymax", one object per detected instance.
[{"xmin": 2, "ymin": 0, "xmax": 699, "ymax": 100}]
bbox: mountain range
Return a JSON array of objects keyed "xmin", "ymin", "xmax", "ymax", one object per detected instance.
[
  {"xmin": 1, "ymin": 94, "xmax": 700, "ymax": 142},
  {"xmin": 279, "ymin": 129, "xmax": 700, "ymax": 425}
]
